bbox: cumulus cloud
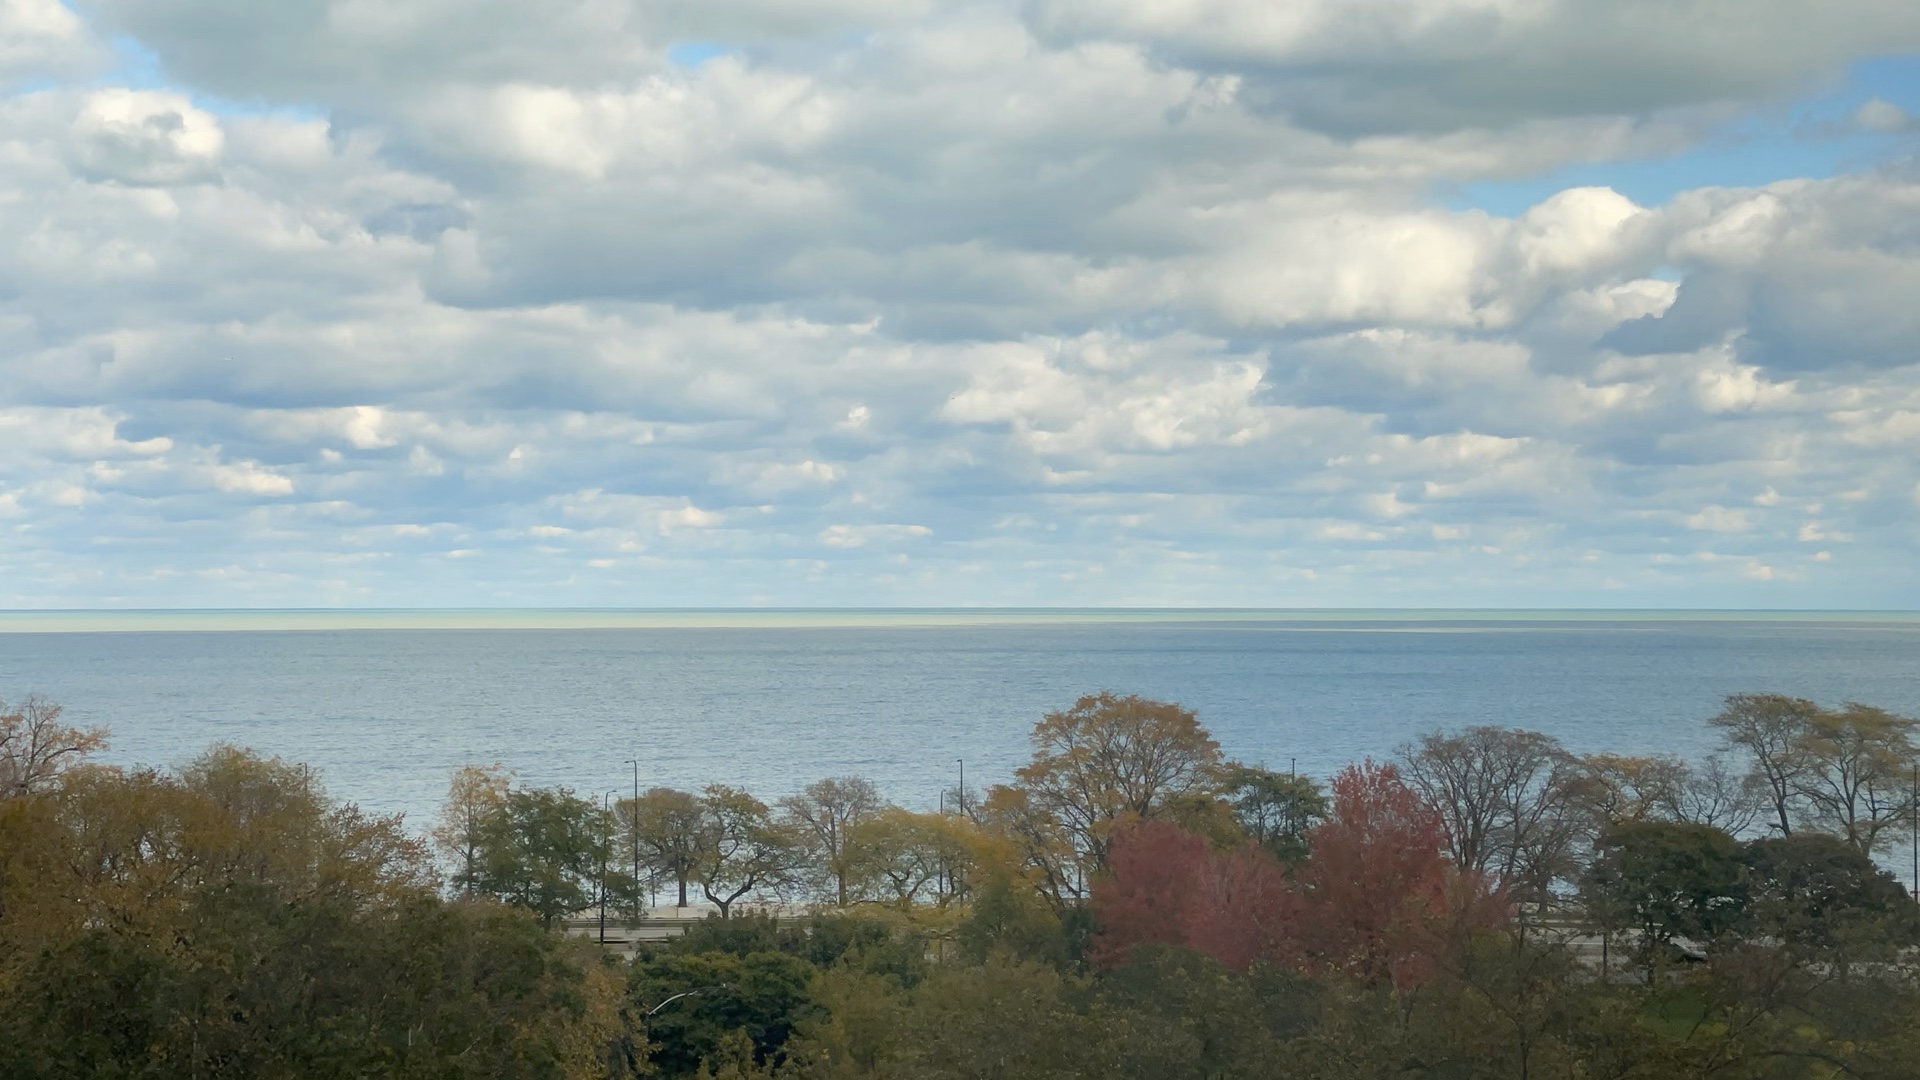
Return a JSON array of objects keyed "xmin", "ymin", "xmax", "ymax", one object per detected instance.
[
  {"xmin": 0, "ymin": 0, "xmax": 1917, "ymax": 607},
  {"xmin": 79, "ymin": 0, "xmax": 928, "ymax": 106},
  {"xmin": 0, "ymin": 0, "xmax": 105, "ymax": 84},
  {"xmin": 1025, "ymin": 0, "xmax": 1920, "ymax": 133},
  {"xmin": 1605, "ymin": 176, "xmax": 1920, "ymax": 371},
  {"xmin": 68, "ymin": 90, "xmax": 225, "ymax": 185}
]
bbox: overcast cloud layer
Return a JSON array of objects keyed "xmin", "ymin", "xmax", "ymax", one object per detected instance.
[{"xmin": 3, "ymin": 0, "xmax": 1920, "ymax": 607}]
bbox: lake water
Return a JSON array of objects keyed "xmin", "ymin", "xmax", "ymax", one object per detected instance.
[{"xmin": 1, "ymin": 610, "xmax": 1916, "ymax": 831}]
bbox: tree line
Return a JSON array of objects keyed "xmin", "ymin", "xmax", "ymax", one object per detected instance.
[
  {"xmin": 435, "ymin": 767, "xmax": 978, "ymax": 926},
  {"xmin": 437, "ymin": 691, "xmax": 1920, "ymax": 929},
  {"xmin": 4, "ymin": 689, "xmax": 1920, "ymax": 1078}
]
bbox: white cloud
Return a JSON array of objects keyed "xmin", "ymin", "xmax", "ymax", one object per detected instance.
[
  {"xmin": 0, "ymin": 0, "xmax": 1917, "ymax": 607},
  {"xmin": 69, "ymin": 89, "xmax": 224, "ymax": 185},
  {"xmin": 0, "ymin": 407, "xmax": 173, "ymax": 458},
  {"xmin": 818, "ymin": 523, "xmax": 932, "ymax": 548},
  {"xmin": 555, "ymin": 491, "xmax": 724, "ymax": 535},
  {"xmin": 0, "ymin": 0, "xmax": 104, "ymax": 82},
  {"xmin": 1025, "ymin": 0, "xmax": 1920, "ymax": 132},
  {"xmin": 1512, "ymin": 187, "xmax": 1649, "ymax": 275},
  {"xmin": 1685, "ymin": 505, "xmax": 1751, "ymax": 532},
  {"xmin": 206, "ymin": 460, "xmax": 295, "ymax": 496}
]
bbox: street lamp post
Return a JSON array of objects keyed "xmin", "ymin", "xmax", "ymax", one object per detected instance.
[
  {"xmin": 602, "ymin": 789, "xmax": 620, "ymax": 944},
  {"xmin": 624, "ymin": 758, "xmax": 641, "ymax": 914},
  {"xmin": 956, "ymin": 758, "xmax": 965, "ymax": 818}
]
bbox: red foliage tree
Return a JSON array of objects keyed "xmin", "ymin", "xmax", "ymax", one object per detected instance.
[
  {"xmin": 1091, "ymin": 819, "xmax": 1297, "ymax": 972},
  {"xmin": 1298, "ymin": 759, "xmax": 1503, "ymax": 988},
  {"xmin": 1090, "ymin": 762, "xmax": 1508, "ymax": 986}
]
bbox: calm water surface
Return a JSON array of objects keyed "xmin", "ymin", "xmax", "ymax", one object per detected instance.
[{"xmin": 1, "ymin": 612, "xmax": 1915, "ymax": 830}]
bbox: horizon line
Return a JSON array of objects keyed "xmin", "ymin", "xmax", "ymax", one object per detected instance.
[{"xmin": 3, "ymin": 606, "xmax": 1919, "ymax": 634}]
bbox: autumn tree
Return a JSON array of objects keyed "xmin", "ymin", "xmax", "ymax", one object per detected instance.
[
  {"xmin": 1659, "ymin": 753, "xmax": 1763, "ymax": 836},
  {"xmin": 697, "ymin": 785, "xmax": 804, "ymax": 918},
  {"xmin": 780, "ymin": 776, "xmax": 883, "ymax": 906},
  {"xmin": 433, "ymin": 762, "xmax": 513, "ymax": 897},
  {"xmin": 1090, "ymin": 819, "xmax": 1295, "ymax": 973},
  {"xmin": 977, "ymin": 783, "xmax": 1087, "ymax": 909},
  {"xmin": 0, "ymin": 783, "xmax": 68, "ymax": 950},
  {"xmin": 1580, "ymin": 751, "xmax": 1766, "ymax": 850},
  {"xmin": 0, "ymin": 753, "xmax": 625, "ymax": 1079},
  {"xmin": 0, "ymin": 696, "xmax": 105, "ymax": 797},
  {"xmin": 996, "ymin": 692, "xmax": 1224, "ymax": 900},
  {"xmin": 176, "ymin": 744, "xmax": 434, "ymax": 903},
  {"xmin": 1579, "ymin": 754, "xmax": 1686, "ymax": 825},
  {"xmin": 13, "ymin": 765, "xmax": 221, "ymax": 944},
  {"xmin": 847, "ymin": 807, "xmax": 974, "ymax": 910},
  {"xmin": 1299, "ymin": 760, "xmax": 1476, "ymax": 988},
  {"xmin": 1400, "ymin": 726, "xmax": 1585, "ymax": 903},
  {"xmin": 1711, "ymin": 693, "xmax": 1822, "ymax": 837},
  {"xmin": 629, "ymin": 786, "xmax": 707, "ymax": 908},
  {"xmin": 1791, "ymin": 702, "xmax": 1918, "ymax": 854}
]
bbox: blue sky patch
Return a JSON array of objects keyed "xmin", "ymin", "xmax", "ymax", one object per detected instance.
[{"xmin": 668, "ymin": 41, "xmax": 733, "ymax": 69}]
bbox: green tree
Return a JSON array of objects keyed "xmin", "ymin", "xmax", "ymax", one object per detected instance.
[
  {"xmin": 790, "ymin": 965, "xmax": 913, "ymax": 1077},
  {"xmin": 1410, "ymin": 931, "xmax": 1583, "ymax": 1080},
  {"xmin": 956, "ymin": 870, "xmax": 1071, "ymax": 967},
  {"xmin": 1094, "ymin": 944, "xmax": 1289, "ymax": 1077},
  {"xmin": 884, "ymin": 959, "xmax": 1106, "ymax": 1079},
  {"xmin": 1, "ymin": 891, "xmax": 629, "ymax": 1080},
  {"xmin": 1741, "ymin": 832, "xmax": 1918, "ymax": 958},
  {"xmin": 630, "ymin": 948, "xmax": 820, "ymax": 1077},
  {"xmin": 1582, "ymin": 820, "xmax": 1748, "ymax": 983},
  {"xmin": 1220, "ymin": 763, "xmax": 1325, "ymax": 866},
  {"xmin": 630, "ymin": 786, "xmax": 707, "ymax": 908},
  {"xmin": 474, "ymin": 785, "xmax": 611, "ymax": 928}
]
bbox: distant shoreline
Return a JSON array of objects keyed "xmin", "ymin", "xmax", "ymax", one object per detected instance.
[{"xmin": 2, "ymin": 607, "xmax": 1918, "ymax": 633}]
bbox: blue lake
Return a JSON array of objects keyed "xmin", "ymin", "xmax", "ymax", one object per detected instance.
[{"xmin": 1, "ymin": 610, "xmax": 1915, "ymax": 831}]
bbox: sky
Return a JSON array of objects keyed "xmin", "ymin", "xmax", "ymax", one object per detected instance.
[{"xmin": 2, "ymin": 1, "xmax": 1919, "ymax": 610}]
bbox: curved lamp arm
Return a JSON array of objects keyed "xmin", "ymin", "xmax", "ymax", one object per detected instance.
[{"xmin": 645, "ymin": 984, "xmax": 731, "ymax": 1018}]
